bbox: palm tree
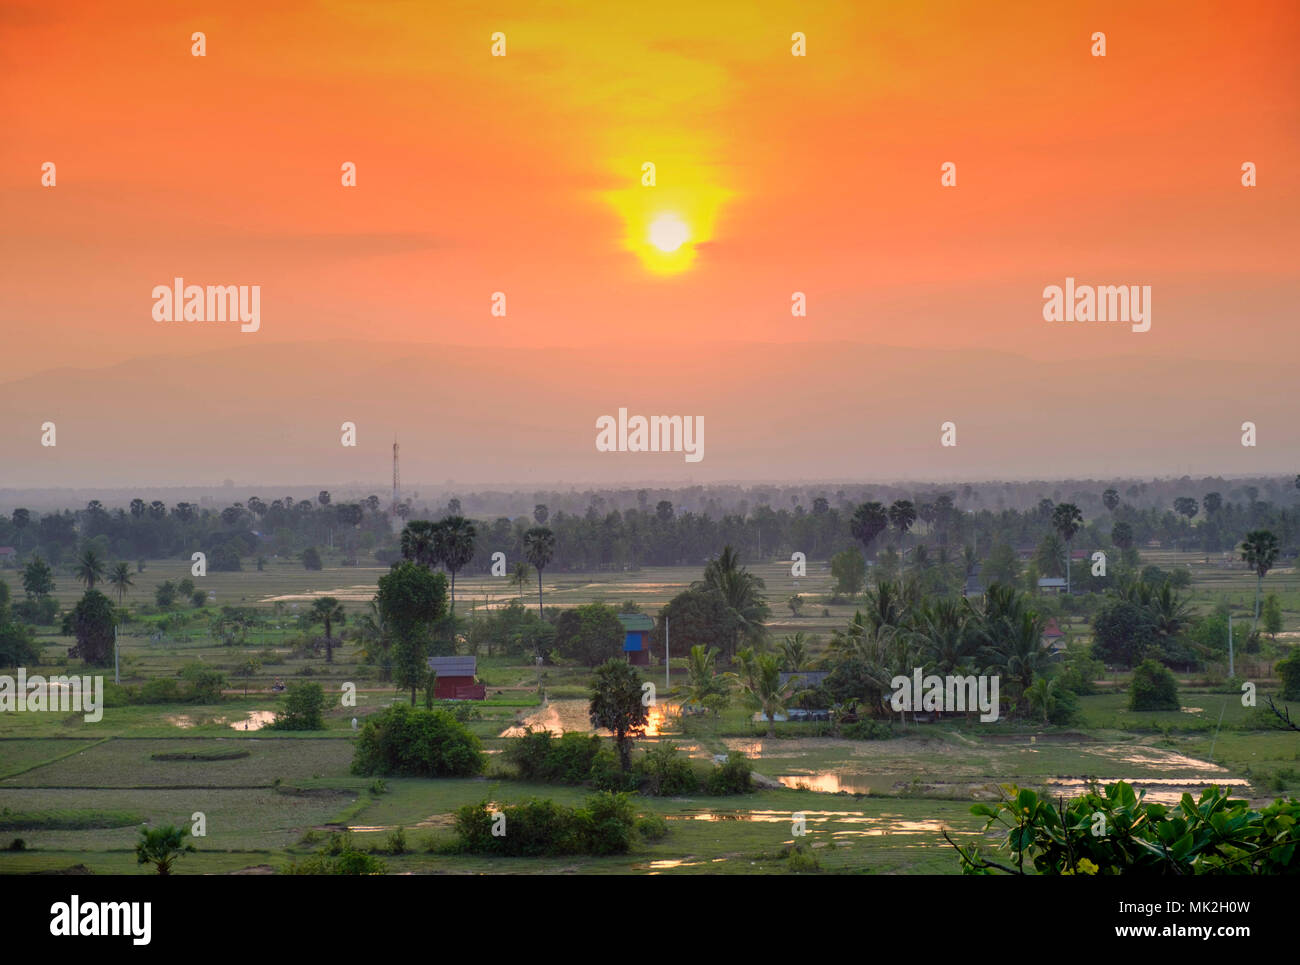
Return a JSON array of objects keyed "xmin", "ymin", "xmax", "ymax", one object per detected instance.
[
  {"xmin": 850, "ymin": 502, "xmax": 889, "ymax": 564},
  {"xmin": 1051, "ymin": 503, "xmax": 1084, "ymax": 593},
  {"xmin": 107, "ymin": 562, "xmax": 134, "ymax": 604},
  {"xmin": 1102, "ymin": 489, "xmax": 1120, "ymax": 512},
  {"xmin": 1240, "ymin": 529, "xmax": 1280, "ymax": 631},
  {"xmin": 76, "ymin": 549, "xmax": 106, "ymax": 590},
  {"xmin": 399, "ymin": 520, "xmax": 439, "ymax": 569},
  {"xmin": 309, "ymin": 596, "xmax": 346, "ymax": 663},
  {"xmin": 135, "ymin": 824, "xmax": 195, "ymax": 875},
  {"xmin": 435, "ymin": 516, "xmax": 477, "ymax": 613},
  {"xmin": 730, "ymin": 648, "xmax": 794, "ymax": 738},
  {"xmin": 779, "ymin": 632, "xmax": 811, "ymax": 671},
  {"xmin": 678, "ymin": 644, "xmax": 728, "ymax": 716},
  {"xmin": 696, "ymin": 546, "xmax": 770, "ymax": 659},
  {"xmin": 523, "ymin": 527, "xmax": 555, "ymax": 618},
  {"xmin": 914, "ymin": 597, "xmax": 974, "ymax": 679},
  {"xmin": 1025, "ymin": 676, "xmax": 1058, "ymax": 724}
]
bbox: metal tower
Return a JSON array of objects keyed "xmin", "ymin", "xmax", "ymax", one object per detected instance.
[{"xmin": 392, "ymin": 437, "xmax": 400, "ymax": 512}]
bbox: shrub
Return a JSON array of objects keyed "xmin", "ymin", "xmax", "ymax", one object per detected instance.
[
  {"xmin": 785, "ymin": 841, "xmax": 820, "ymax": 872},
  {"xmin": 269, "ymin": 681, "xmax": 326, "ymax": 731},
  {"xmin": 452, "ymin": 793, "xmax": 637, "ymax": 857},
  {"xmin": 180, "ymin": 664, "xmax": 227, "ymax": 703},
  {"xmin": 843, "ymin": 719, "xmax": 894, "ymax": 740},
  {"xmin": 706, "ymin": 752, "xmax": 753, "ymax": 795},
  {"xmin": 1128, "ymin": 659, "xmax": 1180, "ymax": 711},
  {"xmin": 282, "ymin": 850, "xmax": 386, "ymax": 875},
  {"xmin": 636, "ymin": 813, "xmax": 669, "ymax": 842},
  {"xmin": 384, "ymin": 827, "xmax": 407, "ymax": 855},
  {"xmin": 590, "ymin": 746, "xmax": 637, "ymax": 792},
  {"xmin": 636, "ymin": 741, "xmax": 699, "ymax": 796},
  {"xmin": 138, "ymin": 678, "xmax": 183, "ymax": 704},
  {"xmin": 302, "ymin": 547, "xmax": 323, "ymax": 571},
  {"xmin": 1277, "ymin": 651, "xmax": 1300, "ymax": 701},
  {"xmin": 505, "ymin": 729, "xmax": 601, "ymax": 784},
  {"xmin": 351, "ymin": 704, "xmax": 485, "ymax": 778}
]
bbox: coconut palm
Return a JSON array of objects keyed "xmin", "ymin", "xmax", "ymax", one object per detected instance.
[
  {"xmin": 75, "ymin": 549, "xmax": 106, "ymax": 590},
  {"xmin": 678, "ymin": 644, "xmax": 728, "ymax": 716},
  {"xmin": 435, "ymin": 515, "xmax": 477, "ymax": 613},
  {"xmin": 309, "ymin": 596, "xmax": 346, "ymax": 663},
  {"xmin": 1240, "ymin": 529, "xmax": 1280, "ymax": 631},
  {"xmin": 107, "ymin": 562, "xmax": 134, "ymax": 604},
  {"xmin": 914, "ymin": 597, "xmax": 975, "ymax": 679},
  {"xmin": 730, "ymin": 648, "xmax": 794, "ymax": 738},
  {"xmin": 696, "ymin": 546, "xmax": 770, "ymax": 659},
  {"xmin": 1025, "ymin": 676, "xmax": 1059, "ymax": 724},
  {"xmin": 779, "ymin": 632, "xmax": 811, "ymax": 672},
  {"xmin": 523, "ymin": 526, "xmax": 555, "ymax": 618}
]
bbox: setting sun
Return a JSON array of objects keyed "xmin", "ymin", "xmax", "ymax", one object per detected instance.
[{"xmin": 648, "ymin": 214, "xmax": 690, "ymax": 253}]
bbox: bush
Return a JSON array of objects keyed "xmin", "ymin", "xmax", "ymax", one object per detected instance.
[
  {"xmin": 351, "ymin": 704, "xmax": 485, "ymax": 778},
  {"xmin": 282, "ymin": 850, "xmax": 387, "ymax": 875},
  {"xmin": 636, "ymin": 741, "xmax": 699, "ymax": 796},
  {"xmin": 302, "ymin": 547, "xmax": 323, "ymax": 571},
  {"xmin": 269, "ymin": 681, "xmax": 326, "ymax": 731},
  {"xmin": 636, "ymin": 813, "xmax": 669, "ymax": 842},
  {"xmin": 0, "ymin": 621, "xmax": 41, "ymax": 667},
  {"xmin": 453, "ymin": 792, "xmax": 638, "ymax": 857},
  {"xmin": 384, "ymin": 827, "xmax": 407, "ymax": 855},
  {"xmin": 138, "ymin": 678, "xmax": 183, "ymax": 704},
  {"xmin": 590, "ymin": 746, "xmax": 637, "ymax": 792},
  {"xmin": 785, "ymin": 841, "xmax": 820, "ymax": 872},
  {"xmin": 1277, "ymin": 651, "xmax": 1300, "ymax": 701},
  {"xmin": 705, "ymin": 752, "xmax": 753, "ymax": 795},
  {"xmin": 180, "ymin": 664, "xmax": 227, "ymax": 703},
  {"xmin": 843, "ymin": 719, "xmax": 895, "ymax": 740},
  {"xmin": 505, "ymin": 729, "xmax": 601, "ymax": 784},
  {"xmin": 1128, "ymin": 659, "xmax": 1180, "ymax": 711}
]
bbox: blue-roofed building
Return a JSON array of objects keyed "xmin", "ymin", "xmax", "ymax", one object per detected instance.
[{"xmin": 618, "ymin": 613, "xmax": 654, "ymax": 666}]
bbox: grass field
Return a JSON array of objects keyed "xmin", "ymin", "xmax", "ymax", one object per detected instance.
[{"xmin": 1, "ymin": 554, "xmax": 1298, "ymax": 874}]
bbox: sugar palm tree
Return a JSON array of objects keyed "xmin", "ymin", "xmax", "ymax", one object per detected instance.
[
  {"xmin": 850, "ymin": 501, "xmax": 889, "ymax": 564},
  {"xmin": 399, "ymin": 520, "xmax": 439, "ymax": 570},
  {"xmin": 76, "ymin": 549, "xmax": 106, "ymax": 589},
  {"xmin": 309, "ymin": 596, "xmax": 346, "ymax": 663},
  {"xmin": 1051, "ymin": 503, "xmax": 1084, "ymax": 593},
  {"xmin": 435, "ymin": 515, "xmax": 477, "ymax": 613},
  {"xmin": 1240, "ymin": 529, "xmax": 1280, "ymax": 632},
  {"xmin": 523, "ymin": 527, "xmax": 555, "ymax": 619},
  {"xmin": 107, "ymin": 562, "xmax": 134, "ymax": 604}
]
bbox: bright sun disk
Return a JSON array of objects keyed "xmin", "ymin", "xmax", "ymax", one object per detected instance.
[{"xmin": 648, "ymin": 213, "xmax": 690, "ymax": 253}]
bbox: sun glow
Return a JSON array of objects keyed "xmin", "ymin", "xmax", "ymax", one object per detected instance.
[{"xmin": 649, "ymin": 213, "xmax": 690, "ymax": 252}]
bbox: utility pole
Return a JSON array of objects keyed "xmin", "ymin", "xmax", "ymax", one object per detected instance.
[
  {"xmin": 1228, "ymin": 613, "xmax": 1234, "ymax": 679},
  {"xmin": 114, "ymin": 624, "xmax": 120, "ymax": 685},
  {"xmin": 664, "ymin": 617, "xmax": 670, "ymax": 693}
]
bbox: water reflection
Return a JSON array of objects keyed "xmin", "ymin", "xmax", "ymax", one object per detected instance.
[{"xmin": 499, "ymin": 698, "xmax": 677, "ymax": 738}]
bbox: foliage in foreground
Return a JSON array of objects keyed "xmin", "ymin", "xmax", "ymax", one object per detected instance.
[{"xmin": 949, "ymin": 782, "xmax": 1300, "ymax": 875}]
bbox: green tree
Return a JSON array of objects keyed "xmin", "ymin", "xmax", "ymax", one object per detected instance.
[
  {"xmin": 271, "ymin": 681, "xmax": 326, "ymax": 730},
  {"xmin": 554, "ymin": 603, "xmax": 623, "ymax": 667},
  {"xmin": 678, "ymin": 644, "xmax": 728, "ymax": 716},
  {"xmin": 1240, "ymin": 530, "xmax": 1279, "ymax": 632},
  {"xmin": 155, "ymin": 580, "xmax": 177, "ymax": 609},
  {"xmin": 982, "ymin": 541, "xmax": 1020, "ymax": 588},
  {"xmin": 697, "ymin": 546, "xmax": 770, "ymax": 659},
  {"xmin": 135, "ymin": 824, "xmax": 195, "ymax": 875},
  {"xmin": 302, "ymin": 546, "xmax": 323, "ymax": 570},
  {"xmin": 1262, "ymin": 594, "xmax": 1283, "ymax": 640},
  {"xmin": 21, "ymin": 556, "xmax": 55, "ymax": 598},
  {"xmin": 850, "ymin": 502, "xmax": 888, "ymax": 563},
  {"xmin": 352, "ymin": 704, "xmax": 484, "ymax": 777},
  {"xmin": 830, "ymin": 548, "xmax": 866, "ymax": 598},
  {"xmin": 377, "ymin": 561, "xmax": 448, "ymax": 705},
  {"xmin": 588, "ymin": 659, "xmax": 647, "ymax": 772},
  {"xmin": 70, "ymin": 590, "xmax": 115, "ymax": 666},
  {"xmin": 399, "ymin": 520, "xmax": 439, "ymax": 569},
  {"xmin": 523, "ymin": 527, "xmax": 556, "ymax": 618},
  {"xmin": 309, "ymin": 596, "xmax": 346, "ymax": 663}
]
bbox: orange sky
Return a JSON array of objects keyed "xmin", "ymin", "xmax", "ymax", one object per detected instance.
[{"xmin": 2, "ymin": 0, "xmax": 1298, "ymax": 485}]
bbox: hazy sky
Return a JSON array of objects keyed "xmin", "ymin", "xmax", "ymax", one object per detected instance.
[{"xmin": 3, "ymin": 1, "xmax": 1298, "ymax": 487}]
